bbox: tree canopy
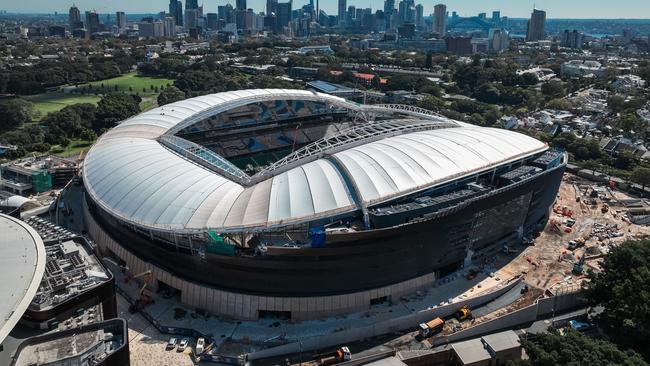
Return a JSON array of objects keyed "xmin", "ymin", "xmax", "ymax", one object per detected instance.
[
  {"xmin": 585, "ymin": 239, "xmax": 650, "ymax": 357},
  {"xmin": 157, "ymin": 85, "xmax": 185, "ymax": 106},
  {"xmin": 508, "ymin": 330, "xmax": 648, "ymax": 366},
  {"xmin": 93, "ymin": 93, "xmax": 141, "ymax": 131},
  {"xmin": 0, "ymin": 99, "xmax": 34, "ymax": 132}
]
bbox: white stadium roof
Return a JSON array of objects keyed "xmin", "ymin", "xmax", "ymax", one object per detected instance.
[
  {"xmin": 83, "ymin": 89, "xmax": 547, "ymax": 234},
  {"xmin": 0, "ymin": 214, "xmax": 46, "ymax": 344}
]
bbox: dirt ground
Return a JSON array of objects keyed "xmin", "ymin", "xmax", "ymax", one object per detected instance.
[{"xmin": 498, "ymin": 173, "xmax": 650, "ymax": 294}]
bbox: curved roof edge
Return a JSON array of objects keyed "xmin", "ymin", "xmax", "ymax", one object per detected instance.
[{"xmin": 0, "ymin": 214, "xmax": 46, "ymax": 344}]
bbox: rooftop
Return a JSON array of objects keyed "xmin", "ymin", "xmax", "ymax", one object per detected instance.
[{"xmin": 0, "ymin": 214, "xmax": 46, "ymax": 344}]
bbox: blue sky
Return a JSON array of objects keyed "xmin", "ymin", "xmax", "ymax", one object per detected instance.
[{"xmin": 3, "ymin": 0, "xmax": 650, "ymax": 18}]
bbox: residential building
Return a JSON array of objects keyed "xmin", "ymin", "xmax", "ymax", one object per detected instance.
[
  {"xmin": 526, "ymin": 8, "xmax": 546, "ymax": 42},
  {"xmin": 338, "ymin": 0, "xmax": 346, "ymax": 26},
  {"xmin": 433, "ymin": 4, "xmax": 447, "ymax": 36},
  {"xmin": 116, "ymin": 11, "xmax": 126, "ymax": 32}
]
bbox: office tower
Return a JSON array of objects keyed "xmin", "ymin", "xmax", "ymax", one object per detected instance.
[
  {"xmin": 277, "ymin": 1, "xmax": 292, "ymax": 30},
  {"xmin": 266, "ymin": 0, "xmax": 278, "ymax": 15},
  {"xmin": 338, "ymin": 0, "xmax": 346, "ymax": 26},
  {"xmin": 433, "ymin": 4, "xmax": 446, "ymax": 36},
  {"xmin": 185, "ymin": 0, "xmax": 198, "ymax": 10},
  {"xmin": 85, "ymin": 11, "xmax": 100, "ymax": 34},
  {"xmin": 218, "ymin": 4, "xmax": 234, "ymax": 23},
  {"xmin": 68, "ymin": 5, "xmax": 81, "ymax": 28},
  {"xmin": 185, "ymin": 9, "xmax": 198, "ymax": 28},
  {"xmin": 236, "ymin": 0, "xmax": 247, "ymax": 11},
  {"xmin": 206, "ymin": 13, "xmax": 218, "ymax": 29},
  {"xmin": 492, "ymin": 11, "xmax": 500, "ymax": 23},
  {"xmin": 415, "ymin": 4, "xmax": 424, "ymax": 28},
  {"xmin": 170, "ymin": 0, "xmax": 183, "ymax": 26},
  {"xmin": 116, "ymin": 12, "xmax": 126, "ymax": 32},
  {"xmin": 383, "ymin": 0, "xmax": 395, "ymax": 14},
  {"xmin": 526, "ymin": 8, "xmax": 546, "ymax": 42},
  {"xmin": 164, "ymin": 16, "xmax": 176, "ymax": 36},
  {"xmin": 478, "ymin": 12, "xmax": 486, "ymax": 19}
]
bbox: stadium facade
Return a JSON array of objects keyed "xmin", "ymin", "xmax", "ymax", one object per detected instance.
[{"xmin": 82, "ymin": 89, "xmax": 566, "ymax": 320}]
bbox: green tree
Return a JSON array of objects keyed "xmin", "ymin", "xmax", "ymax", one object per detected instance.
[
  {"xmin": 508, "ymin": 329, "xmax": 648, "ymax": 366},
  {"xmin": 582, "ymin": 159, "xmax": 601, "ymax": 176},
  {"xmin": 0, "ymin": 99, "xmax": 34, "ymax": 132},
  {"xmin": 631, "ymin": 167, "xmax": 650, "ymax": 190},
  {"xmin": 585, "ymin": 240, "xmax": 650, "ymax": 358},
  {"xmin": 541, "ymin": 80, "xmax": 566, "ymax": 99},
  {"xmin": 157, "ymin": 86, "xmax": 185, "ymax": 106},
  {"xmin": 93, "ymin": 93, "xmax": 141, "ymax": 131}
]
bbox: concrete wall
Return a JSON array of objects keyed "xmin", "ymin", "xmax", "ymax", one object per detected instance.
[
  {"xmin": 432, "ymin": 291, "xmax": 583, "ymax": 346},
  {"xmin": 246, "ymin": 278, "xmax": 523, "ymax": 361},
  {"xmin": 84, "ymin": 200, "xmax": 439, "ymax": 321}
]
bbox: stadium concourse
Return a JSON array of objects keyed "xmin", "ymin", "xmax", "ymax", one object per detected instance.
[{"xmin": 82, "ymin": 89, "xmax": 566, "ymax": 320}]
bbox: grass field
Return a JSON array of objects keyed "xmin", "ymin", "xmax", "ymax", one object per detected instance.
[
  {"xmin": 49, "ymin": 139, "xmax": 94, "ymax": 158},
  {"xmin": 81, "ymin": 72, "xmax": 174, "ymax": 97},
  {"xmin": 22, "ymin": 93, "xmax": 101, "ymax": 121}
]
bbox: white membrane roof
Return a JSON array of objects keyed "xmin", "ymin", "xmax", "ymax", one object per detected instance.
[
  {"xmin": 0, "ymin": 214, "xmax": 46, "ymax": 344},
  {"xmin": 83, "ymin": 89, "xmax": 547, "ymax": 233}
]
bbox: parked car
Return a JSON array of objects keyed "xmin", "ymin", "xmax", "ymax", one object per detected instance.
[
  {"xmin": 178, "ymin": 338, "xmax": 189, "ymax": 352},
  {"xmin": 166, "ymin": 337, "xmax": 177, "ymax": 350},
  {"xmin": 195, "ymin": 337, "xmax": 205, "ymax": 355}
]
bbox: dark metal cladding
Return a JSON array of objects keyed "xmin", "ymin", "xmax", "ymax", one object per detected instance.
[{"xmin": 86, "ymin": 163, "xmax": 565, "ymax": 297}]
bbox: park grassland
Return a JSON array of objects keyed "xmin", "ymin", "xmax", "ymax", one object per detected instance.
[
  {"xmin": 82, "ymin": 72, "xmax": 174, "ymax": 97},
  {"xmin": 22, "ymin": 93, "xmax": 101, "ymax": 121}
]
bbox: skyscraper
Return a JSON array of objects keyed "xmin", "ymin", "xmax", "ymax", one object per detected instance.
[
  {"xmin": 277, "ymin": 0, "xmax": 292, "ymax": 30},
  {"xmin": 185, "ymin": 0, "xmax": 198, "ymax": 10},
  {"xmin": 236, "ymin": 0, "xmax": 247, "ymax": 11},
  {"xmin": 526, "ymin": 8, "xmax": 546, "ymax": 42},
  {"xmin": 85, "ymin": 10, "xmax": 100, "ymax": 34},
  {"xmin": 433, "ymin": 4, "xmax": 447, "ymax": 36},
  {"xmin": 164, "ymin": 16, "xmax": 176, "ymax": 36},
  {"xmin": 338, "ymin": 0, "xmax": 346, "ymax": 26},
  {"xmin": 169, "ymin": 0, "xmax": 183, "ymax": 26},
  {"xmin": 116, "ymin": 11, "xmax": 126, "ymax": 32},
  {"xmin": 492, "ymin": 11, "xmax": 501, "ymax": 23},
  {"xmin": 68, "ymin": 5, "xmax": 81, "ymax": 29},
  {"xmin": 383, "ymin": 0, "xmax": 395, "ymax": 14},
  {"xmin": 266, "ymin": 0, "xmax": 278, "ymax": 15},
  {"xmin": 415, "ymin": 4, "xmax": 424, "ymax": 29}
]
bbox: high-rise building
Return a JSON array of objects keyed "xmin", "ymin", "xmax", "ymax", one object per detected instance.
[
  {"xmin": 526, "ymin": 8, "xmax": 546, "ymax": 42},
  {"xmin": 415, "ymin": 4, "xmax": 424, "ymax": 29},
  {"xmin": 206, "ymin": 13, "xmax": 218, "ymax": 29},
  {"xmin": 561, "ymin": 29, "xmax": 583, "ymax": 49},
  {"xmin": 277, "ymin": 1, "xmax": 292, "ymax": 30},
  {"xmin": 164, "ymin": 16, "xmax": 176, "ymax": 36},
  {"xmin": 236, "ymin": 0, "xmax": 247, "ymax": 11},
  {"xmin": 185, "ymin": 0, "xmax": 198, "ymax": 10},
  {"xmin": 85, "ymin": 10, "xmax": 100, "ymax": 34},
  {"xmin": 492, "ymin": 11, "xmax": 500, "ymax": 23},
  {"xmin": 433, "ymin": 4, "xmax": 447, "ymax": 36},
  {"xmin": 338, "ymin": 0, "xmax": 346, "ymax": 26},
  {"xmin": 185, "ymin": 9, "xmax": 199, "ymax": 29},
  {"xmin": 383, "ymin": 0, "xmax": 395, "ymax": 14},
  {"xmin": 266, "ymin": 0, "xmax": 278, "ymax": 15},
  {"xmin": 116, "ymin": 12, "xmax": 126, "ymax": 32},
  {"xmin": 489, "ymin": 28, "xmax": 509, "ymax": 52},
  {"xmin": 218, "ymin": 4, "xmax": 234, "ymax": 23},
  {"xmin": 68, "ymin": 5, "xmax": 81, "ymax": 29},
  {"xmin": 170, "ymin": 0, "xmax": 183, "ymax": 26}
]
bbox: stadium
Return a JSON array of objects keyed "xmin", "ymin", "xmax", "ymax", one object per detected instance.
[{"xmin": 82, "ymin": 89, "xmax": 566, "ymax": 320}]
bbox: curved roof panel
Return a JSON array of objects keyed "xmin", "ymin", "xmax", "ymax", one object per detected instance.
[
  {"xmin": 0, "ymin": 214, "xmax": 46, "ymax": 344},
  {"xmin": 83, "ymin": 89, "xmax": 547, "ymax": 234}
]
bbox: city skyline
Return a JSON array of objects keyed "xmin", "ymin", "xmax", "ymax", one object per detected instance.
[{"xmin": 3, "ymin": 0, "xmax": 650, "ymax": 19}]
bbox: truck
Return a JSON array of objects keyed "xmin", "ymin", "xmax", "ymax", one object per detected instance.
[
  {"xmin": 418, "ymin": 317, "xmax": 445, "ymax": 338},
  {"xmin": 315, "ymin": 347, "xmax": 352, "ymax": 366}
]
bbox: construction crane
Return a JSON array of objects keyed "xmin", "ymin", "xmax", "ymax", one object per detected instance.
[{"xmin": 125, "ymin": 270, "xmax": 155, "ymax": 312}]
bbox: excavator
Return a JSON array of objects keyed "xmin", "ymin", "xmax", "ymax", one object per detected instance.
[
  {"xmin": 125, "ymin": 270, "xmax": 155, "ymax": 313},
  {"xmin": 456, "ymin": 305, "xmax": 472, "ymax": 321}
]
